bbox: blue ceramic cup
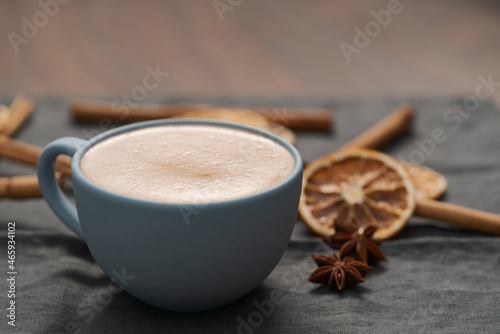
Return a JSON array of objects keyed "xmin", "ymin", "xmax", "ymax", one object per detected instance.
[{"xmin": 37, "ymin": 119, "xmax": 303, "ymax": 312}]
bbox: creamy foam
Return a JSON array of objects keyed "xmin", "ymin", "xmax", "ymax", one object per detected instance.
[{"xmin": 80, "ymin": 124, "xmax": 295, "ymax": 203}]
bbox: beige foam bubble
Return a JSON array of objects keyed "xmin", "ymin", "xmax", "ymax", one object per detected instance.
[{"xmin": 81, "ymin": 124, "xmax": 295, "ymax": 203}]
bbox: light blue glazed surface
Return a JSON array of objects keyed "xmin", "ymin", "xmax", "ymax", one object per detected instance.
[{"xmin": 38, "ymin": 119, "xmax": 303, "ymax": 312}]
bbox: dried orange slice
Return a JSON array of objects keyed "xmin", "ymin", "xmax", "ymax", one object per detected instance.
[
  {"xmin": 175, "ymin": 108, "xmax": 269, "ymax": 129},
  {"xmin": 401, "ymin": 162, "xmax": 447, "ymax": 199},
  {"xmin": 299, "ymin": 148, "xmax": 415, "ymax": 241},
  {"xmin": 174, "ymin": 108, "xmax": 296, "ymax": 144},
  {"xmin": 268, "ymin": 122, "xmax": 296, "ymax": 145}
]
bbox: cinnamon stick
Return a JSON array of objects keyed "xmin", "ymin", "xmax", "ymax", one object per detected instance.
[
  {"xmin": 241, "ymin": 106, "xmax": 332, "ymax": 132},
  {"xmin": 332, "ymin": 103, "xmax": 500, "ymax": 235},
  {"xmin": 1, "ymin": 95, "xmax": 34, "ymax": 137},
  {"xmin": 0, "ymin": 175, "xmax": 42, "ymax": 198},
  {"xmin": 415, "ymin": 197, "xmax": 500, "ymax": 235},
  {"xmin": 0, "ymin": 94, "xmax": 69, "ymax": 199},
  {"xmin": 70, "ymin": 99, "xmax": 333, "ymax": 132},
  {"xmin": 0, "ymin": 173, "xmax": 65, "ymax": 199},
  {"xmin": 0, "ymin": 105, "xmax": 9, "ymax": 133},
  {"xmin": 339, "ymin": 103, "xmax": 414, "ymax": 151},
  {"xmin": 0, "ymin": 137, "xmax": 72, "ymax": 176}
]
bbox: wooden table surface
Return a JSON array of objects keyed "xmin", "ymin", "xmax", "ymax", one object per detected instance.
[{"xmin": 1, "ymin": 0, "xmax": 500, "ymax": 106}]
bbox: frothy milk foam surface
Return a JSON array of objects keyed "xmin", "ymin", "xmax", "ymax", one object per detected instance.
[{"xmin": 81, "ymin": 124, "xmax": 295, "ymax": 203}]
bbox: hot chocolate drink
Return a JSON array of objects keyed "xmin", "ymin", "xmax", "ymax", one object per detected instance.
[{"xmin": 80, "ymin": 124, "xmax": 295, "ymax": 203}]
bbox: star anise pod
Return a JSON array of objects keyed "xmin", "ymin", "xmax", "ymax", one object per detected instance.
[
  {"xmin": 323, "ymin": 219, "xmax": 387, "ymax": 264},
  {"xmin": 309, "ymin": 253, "xmax": 372, "ymax": 290}
]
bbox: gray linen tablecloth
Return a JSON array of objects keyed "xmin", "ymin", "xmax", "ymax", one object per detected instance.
[{"xmin": 1, "ymin": 97, "xmax": 499, "ymax": 334}]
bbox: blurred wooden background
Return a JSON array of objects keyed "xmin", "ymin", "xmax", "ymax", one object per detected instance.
[{"xmin": 1, "ymin": 0, "xmax": 500, "ymax": 105}]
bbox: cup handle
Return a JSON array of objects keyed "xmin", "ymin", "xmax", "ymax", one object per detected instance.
[{"xmin": 37, "ymin": 137, "xmax": 88, "ymax": 239}]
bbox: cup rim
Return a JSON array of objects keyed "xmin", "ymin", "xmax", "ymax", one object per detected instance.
[{"xmin": 72, "ymin": 118, "xmax": 303, "ymax": 207}]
